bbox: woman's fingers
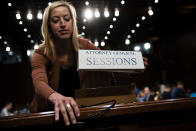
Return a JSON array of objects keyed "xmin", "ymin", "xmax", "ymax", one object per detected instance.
[
  {"xmin": 52, "ymin": 95, "xmax": 80, "ymax": 126},
  {"xmin": 70, "ymin": 99, "xmax": 80, "ymax": 117},
  {"xmin": 65, "ymin": 102, "xmax": 77, "ymax": 124},
  {"xmin": 54, "ymin": 100, "xmax": 60, "ymax": 121},
  {"xmin": 59, "ymin": 101, "xmax": 70, "ymax": 126}
]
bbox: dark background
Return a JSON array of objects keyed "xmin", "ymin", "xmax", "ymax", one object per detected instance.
[{"xmin": 0, "ymin": 0, "xmax": 196, "ymax": 106}]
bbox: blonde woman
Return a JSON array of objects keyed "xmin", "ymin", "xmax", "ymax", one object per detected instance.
[
  {"xmin": 30, "ymin": 1, "xmax": 99, "ymax": 126},
  {"xmin": 30, "ymin": 0, "xmax": 148, "ymax": 126}
]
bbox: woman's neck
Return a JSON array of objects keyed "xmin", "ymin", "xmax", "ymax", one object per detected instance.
[{"xmin": 54, "ymin": 38, "xmax": 74, "ymax": 56}]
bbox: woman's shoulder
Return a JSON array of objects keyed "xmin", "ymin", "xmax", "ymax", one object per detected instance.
[{"xmin": 79, "ymin": 37, "xmax": 100, "ymax": 50}]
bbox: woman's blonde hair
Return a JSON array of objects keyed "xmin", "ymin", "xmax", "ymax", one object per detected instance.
[{"xmin": 41, "ymin": 1, "xmax": 79, "ymax": 63}]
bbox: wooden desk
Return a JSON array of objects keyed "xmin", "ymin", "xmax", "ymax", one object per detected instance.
[{"xmin": 1, "ymin": 98, "xmax": 196, "ymax": 130}]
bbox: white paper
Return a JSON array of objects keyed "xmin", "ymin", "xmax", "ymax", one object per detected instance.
[{"xmin": 78, "ymin": 50, "xmax": 144, "ymax": 70}]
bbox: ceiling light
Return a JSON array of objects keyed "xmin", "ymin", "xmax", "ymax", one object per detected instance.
[
  {"xmin": 115, "ymin": 8, "xmax": 119, "ymax": 17},
  {"xmin": 81, "ymin": 32, "xmax": 85, "ymax": 36},
  {"xmin": 95, "ymin": 41, "xmax": 99, "ymax": 46},
  {"xmin": 155, "ymin": 0, "xmax": 159, "ymax": 3},
  {"xmin": 6, "ymin": 47, "xmax": 10, "ymax": 52},
  {"xmin": 27, "ymin": 34, "xmax": 31, "ymax": 38},
  {"xmin": 83, "ymin": 18, "xmax": 87, "ymax": 23},
  {"xmin": 19, "ymin": 21, "xmax": 23, "ymax": 25},
  {"xmin": 125, "ymin": 39, "xmax": 130, "ymax": 45},
  {"xmin": 142, "ymin": 16, "xmax": 146, "ymax": 20},
  {"xmin": 8, "ymin": 3, "xmax": 12, "ymax": 7},
  {"xmin": 104, "ymin": 9, "xmax": 109, "ymax": 18},
  {"xmin": 16, "ymin": 12, "xmax": 21, "ymax": 20},
  {"xmin": 27, "ymin": 50, "xmax": 31, "ymax": 56},
  {"xmin": 134, "ymin": 46, "xmax": 140, "ymax": 51},
  {"xmin": 136, "ymin": 23, "xmax": 140, "ymax": 27},
  {"xmin": 144, "ymin": 42, "xmax": 151, "ymax": 50},
  {"xmin": 24, "ymin": 28, "xmax": 27, "ymax": 32},
  {"xmin": 34, "ymin": 44, "xmax": 39, "ymax": 50},
  {"xmin": 121, "ymin": 0, "xmax": 125, "ymax": 5},
  {"xmin": 27, "ymin": 11, "xmax": 33, "ymax": 20},
  {"xmin": 131, "ymin": 30, "xmax": 135, "ymax": 34},
  {"xmin": 94, "ymin": 8, "xmax": 100, "ymax": 18},
  {"xmin": 37, "ymin": 11, "xmax": 43, "ymax": 20},
  {"xmin": 48, "ymin": 2, "xmax": 52, "ymax": 6},
  {"xmin": 84, "ymin": 8, "xmax": 93, "ymax": 20},
  {"xmin": 101, "ymin": 41, "xmax": 105, "ymax": 46},
  {"xmin": 113, "ymin": 17, "xmax": 117, "ymax": 21},
  {"xmin": 85, "ymin": 1, "xmax": 89, "ymax": 6},
  {"xmin": 148, "ymin": 7, "xmax": 154, "ymax": 16},
  {"xmin": 109, "ymin": 25, "xmax": 113, "ymax": 29},
  {"xmin": 30, "ymin": 40, "xmax": 34, "ymax": 43}
]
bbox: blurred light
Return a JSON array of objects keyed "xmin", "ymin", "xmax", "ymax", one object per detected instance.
[
  {"xmin": 155, "ymin": 0, "xmax": 159, "ymax": 3},
  {"xmin": 82, "ymin": 26, "xmax": 86, "ymax": 30},
  {"xmin": 4, "ymin": 41, "xmax": 7, "ymax": 44},
  {"xmin": 113, "ymin": 17, "xmax": 117, "ymax": 21},
  {"xmin": 136, "ymin": 23, "xmax": 140, "ymax": 27},
  {"xmin": 142, "ymin": 16, "xmax": 146, "ymax": 20},
  {"xmin": 144, "ymin": 42, "xmax": 151, "ymax": 50},
  {"xmin": 84, "ymin": 8, "xmax": 93, "ymax": 20},
  {"xmin": 134, "ymin": 46, "xmax": 140, "ymax": 51},
  {"xmin": 94, "ymin": 8, "xmax": 100, "ymax": 18},
  {"xmin": 37, "ymin": 11, "xmax": 43, "ymax": 19},
  {"xmin": 109, "ymin": 25, "xmax": 113, "ymax": 29},
  {"xmin": 125, "ymin": 39, "xmax": 130, "ymax": 45},
  {"xmin": 104, "ymin": 36, "xmax": 108, "ymax": 40},
  {"xmin": 131, "ymin": 29, "xmax": 135, "ymax": 33},
  {"xmin": 30, "ymin": 40, "xmax": 34, "ymax": 43},
  {"xmin": 34, "ymin": 44, "xmax": 39, "ymax": 50},
  {"xmin": 85, "ymin": 1, "xmax": 89, "ymax": 6},
  {"xmin": 115, "ymin": 8, "xmax": 119, "ymax": 17},
  {"xmin": 95, "ymin": 41, "xmax": 99, "ymax": 46},
  {"xmin": 16, "ymin": 12, "xmax": 21, "ymax": 20},
  {"xmin": 19, "ymin": 21, "xmax": 23, "ymax": 25},
  {"xmin": 0, "ymin": 36, "xmax": 2, "ymax": 39},
  {"xmin": 24, "ymin": 28, "xmax": 27, "ymax": 32},
  {"xmin": 127, "ymin": 35, "xmax": 131, "ymax": 38},
  {"xmin": 8, "ymin": 3, "xmax": 12, "ymax": 7},
  {"xmin": 48, "ymin": 2, "xmax": 52, "ymax": 6},
  {"xmin": 83, "ymin": 18, "xmax": 87, "ymax": 23},
  {"xmin": 27, "ymin": 50, "xmax": 31, "ymax": 56},
  {"xmin": 27, "ymin": 11, "xmax": 33, "ymax": 20},
  {"xmin": 6, "ymin": 47, "xmax": 10, "ymax": 52},
  {"xmin": 81, "ymin": 32, "xmax": 85, "ymax": 36},
  {"xmin": 27, "ymin": 34, "xmax": 31, "ymax": 38},
  {"xmin": 101, "ymin": 41, "xmax": 105, "ymax": 46},
  {"xmin": 148, "ymin": 7, "xmax": 153, "ymax": 16},
  {"xmin": 8, "ymin": 51, "xmax": 13, "ymax": 56},
  {"xmin": 121, "ymin": 0, "xmax": 125, "ymax": 5},
  {"xmin": 107, "ymin": 31, "xmax": 111, "ymax": 35},
  {"xmin": 104, "ymin": 9, "xmax": 109, "ymax": 18},
  {"xmin": 148, "ymin": 9, "xmax": 154, "ymax": 16}
]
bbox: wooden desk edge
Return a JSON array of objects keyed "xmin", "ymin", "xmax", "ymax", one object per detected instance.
[{"xmin": 1, "ymin": 98, "xmax": 196, "ymax": 128}]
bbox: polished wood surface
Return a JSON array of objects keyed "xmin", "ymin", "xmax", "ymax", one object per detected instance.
[{"xmin": 1, "ymin": 98, "xmax": 196, "ymax": 130}]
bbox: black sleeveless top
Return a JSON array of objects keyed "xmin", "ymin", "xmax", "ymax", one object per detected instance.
[
  {"xmin": 58, "ymin": 62, "xmax": 80, "ymax": 98},
  {"xmin": 47, "ymin": 54, "xmax": 80, "ymax": 111}
]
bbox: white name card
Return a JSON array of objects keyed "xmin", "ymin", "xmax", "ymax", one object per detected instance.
[{"xmin": 78, "ymin": 50, "xmax": 144, "ymax": 71}]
